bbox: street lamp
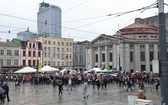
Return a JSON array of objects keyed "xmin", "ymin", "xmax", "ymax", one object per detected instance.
[
  {"xmin": 36, "ymin": 36, "xmax": 40, "ymax": 74},
  {"xmin": 116, "ymin": 31, "xmax": 121, "ymax": 74}
]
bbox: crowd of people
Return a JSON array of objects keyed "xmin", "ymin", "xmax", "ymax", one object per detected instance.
[{"xmin": 0, "ymin": 70, "xmax": 160, "ymax": 102}]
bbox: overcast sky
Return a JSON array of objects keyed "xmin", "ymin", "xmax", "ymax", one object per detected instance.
[{"xmin": 0, "ymin": 0, "xmax": 168, "ymax": 41}]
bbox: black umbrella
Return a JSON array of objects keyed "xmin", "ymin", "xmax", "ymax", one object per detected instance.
[{"xmin": 0, "ymin": 87, "xmax": 5, "ymax": 94}]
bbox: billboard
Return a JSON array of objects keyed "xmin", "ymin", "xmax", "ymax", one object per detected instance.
[{"xmin": 152, "ymin": 60, "xmax": 159, "ymax": 73}]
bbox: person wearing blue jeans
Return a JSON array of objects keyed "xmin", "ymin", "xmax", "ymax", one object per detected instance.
[
  {"xmin": 83, "ymin": 80, "xmax": 89, "ymax": 98},
  {"xmin": 67, "ymin": 78, "xmax": 72, "ymax": 91}
]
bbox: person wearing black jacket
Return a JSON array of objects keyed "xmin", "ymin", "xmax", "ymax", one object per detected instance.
[{"xmin": 3, "ymin": 83, "xmax": 10, "ymax": 102}]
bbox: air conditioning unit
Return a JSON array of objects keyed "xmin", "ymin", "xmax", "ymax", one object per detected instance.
[{"xmin": 135, "ymin": 99, "xmax": 153, "ymax": 105}]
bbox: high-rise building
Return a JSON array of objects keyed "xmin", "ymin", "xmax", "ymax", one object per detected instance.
[{"xmin": 37, "ymin": 2, "xmax": 62, "ymax": 37}]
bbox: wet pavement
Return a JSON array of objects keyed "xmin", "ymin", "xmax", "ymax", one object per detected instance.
[{"xmin": 1, "ymin": 82, "xmax": 161, "ymax": 105}]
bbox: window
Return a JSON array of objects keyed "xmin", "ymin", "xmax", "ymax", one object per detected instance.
[
  {"xmin": 33, "ymin": 51, "xmax": 35, "ymax": 57},
  {"xmin": 58, "ymin": 62, "xmax": 60, "ymax": 66},
  {"xmin": 0, "ymin": 50, "xmax": 4, "ymax": 55},
  {"xmin": 44, "ymin": 61, "xmax": 47, "ymax": 65},
  {"xmin": 29, "ymin": 51, "xmax": 31, "ymax": 57},
  {"xmin": 44, "ymin": 40, "xmax": 47, "ymax": 44},
  {"xmin": 15, "ymin": 50, "xmax": 19, "ymax": 56},
  {"xmin": 48, "ymin": 61, "xmax": 50, "ymax": 66},
  {"xmin": 53, "ymin": 61, "xmax": 55, "ymax": 66},
  {"xmin": 23, "ymin": 60, "xmax": 26, "ymax": 66},
  {"xmin": 0, "ymin": 59, "xmax": 3, "ymax": 66},
  {"xmin": 70, "ymin": 43, "xmax": 72, "ymax": 46},
  {"xmin": 141, "ymin": 65, "xmax": 145, "ymax": 71},
  {"xmin": 67, "ymin": 48, "xmax": 69, "ymax": 52},
  {"xmin": 23, "ymin": 51, "xmax": 26, "ymax": 56},
  {"xmin": 48, "ymin": 47, "xmax": 50, "ymax": 51},
  {"xmin": 62, "ymin": 62, "xmax": 64, "ymax": 66},
  {"xmin": 150, "ymin": 52, "xmax": 154, "ymax": 61},
  {"xmin": 38, "ymin": 52, "xmax": 41, "ymax": 57},
  {"xmin": 62, "ymin": 48, "xmax": 64, "ymax": 52},
  {"xmin": 7, "ymin": 59, "xmax": 11, "ymax": 65},
  {"xmin": 62, "ymin": 42, "xmax": 64, "ymax": 46},
  {"xmin": 53, "ymin": 41, "xmax": 56, "ymax": 45},
  {"xmin": 110, "ymin": 53, "xmax": 113, "ymax": 62},
  {"xmin": 28, "ymin": 60, "xmax": 31, "ymax": 65},
  {"xmin": 62, "ymin": 54, "xmax": 64, "ymax": 59},
  {"xmin": 57, "ymin": 48, "xmax": 60, "ymax": 52},
  {"xmin": 67, "ymin": 42, "xmax": 69, "ymax": 46},
  {"xmin": 33, "ymin": 60, "xmax": 35, "ymax": 66},
  {"xmin": 130, "ymin": 52, "xmax": 133, "ymax": 62},
  {"xmin": 140, "ymin": 52, "xmax": 145, "ymax": 61},
  {"xmin": 58, "ymin": 42, "xmax": 60, "ymax": 45},
  {"xmin": 48, "ymin": 41, "xmax": 51, "ymax": 44},
  {"xmin": 58, "ymin": 53, "xmax": 60, "ymax": 59},
  {"xmin": 14, "ymin": 59, "xmax": 19, "ymax": 65},
  {"xmin": 7, "ymin": 50, "xmax": 11, "ymax": 55},
  {"xmin": 102, "ymin": 54, "xmax": 105, "ymax": 62},
  {"xmin": 70, "ymin": 54, "xmax": 72, "ymax": 59},
  {"xmin": 95, "ymin": 54, "xmax": 98, "ymax": 62}
]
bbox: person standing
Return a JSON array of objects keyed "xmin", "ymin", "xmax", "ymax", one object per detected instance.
[
  {"xmin": 67, "ymin": 78, "xmax": 72, "ymax": 91},
  {"xmin": 58, "ymin": 81, "xmax": 63, "ymax": 95},
  {"xmin": 3, "ymin": 83, "xmax": 10, "ymax": 102},
  {"xmin": 126, "ymin": 81, "xmax": 133, "ymax": 92},
  {"xmin": 155, "ymin": 79, "xmax": 160, "ymax": 90},
  {"xmin": 83, "ymin": 80, "xmax": 89, "ymax": 98}
]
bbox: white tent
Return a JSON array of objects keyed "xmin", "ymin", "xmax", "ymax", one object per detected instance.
[
  {"xmin": 91, "ymin": 68, "xmax": 102, "ymax": 73},
  {"xmin": 14, "ymin": 66, "xmax": 37, "ymax": 73},
  {"xmin": 40, "ymin": 65, "xmax": 59, "ymax": 72}
]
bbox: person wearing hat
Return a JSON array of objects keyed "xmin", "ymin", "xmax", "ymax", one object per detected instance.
[{"xmin": 137, "ymin": 90, "xmax": 146, "ymax": 100}]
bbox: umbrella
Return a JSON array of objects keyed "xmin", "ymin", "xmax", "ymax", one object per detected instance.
[
  {"xmin": 131, "ymin": 73, "xmax": 136, "ymax": 79},
  {"xmin": 0, "ymin": 87, "xmax": 5, "ymax": 94},
  {"xmin": 40, "ymin": 65, "xmax": 59, "ymax": 72},
  {"xmin": 109, "ymin": 74, "xmax": 117, "ymax": 77},
  {"xmin": 14, "ymin": 66, "xmax": 37, "ymax": 73},
  {"xmin": 102, "ymin": 68, "xmax": 111, "ymax": 73}
]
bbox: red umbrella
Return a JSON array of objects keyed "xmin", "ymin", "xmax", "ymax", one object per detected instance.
[{"xmin": 131, "ymin": 73, "xmax": 136, "ymax": 79}]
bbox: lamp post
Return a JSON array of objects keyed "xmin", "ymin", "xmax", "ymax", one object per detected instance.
[
  {"xmin": 116, "ymin": 31, "xmax": 121, "ymax": 74},
  {"xmin": 36, "ymin": 36, "xmax": 39, "ymax": 74},
  {"xmin": 158, "ymin": 0, "xmax": 168, "ymax": 104}
]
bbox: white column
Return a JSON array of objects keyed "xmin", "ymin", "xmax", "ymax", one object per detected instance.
[
  {"xmin": 86, "ymin": 48, "xmax": 89, "ymax": 69},
  {"xmin": 105, "ymin": 45, "xmax": 109, "ymax": 68},
  {"xmin": 145, "ymin": 44, "xmax": 150, "ymax": 72},
  {"xmin": 26, "ymin": 42, "xmax": 29, "ymax": 66},
  {"xmin": 124, "ymin": 43, "xmax": 130, "ymax": 72},
  {"xmin": 154, "ymin": 44, "xmax": 158, "ymax": 60},
  {"xmin": 98, "ymin": 46, "xmax": 101, "ymax": 68},
  {"xmin": 134, "ymin": 44, "xmax": 140, "ymax": 72},
  {"xmin": 113, "ymin": 44, "xmax": 117, "ymax": 70}
]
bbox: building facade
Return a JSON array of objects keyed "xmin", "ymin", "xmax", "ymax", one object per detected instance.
[
  {"xmin": 39, "ymin": 36, "xmax": 73, "ymax": 69},
  {"xmin": 37, "ymin": 2, "xmax": 62, "ymax": 37},
  {"xmin": 17, "ymin": 27, "xmax": 37, "ymax": 41},
  {"xmin": 86, "ymin": 23, "xmax": 159, "ymax": 73},
  {"xmin": 20, "ymin": 39, "xmax": 42, "ymax": 68},
  {"xmin": 135, "ymin": 13, "xmax": 168, "ymax": 35},
  {"xmin": 73, "ymin": 41, "xmax": 89, "ymax": 71},
  {"xmin": 0, "ymin": 40, "xmax": 21, "ymax": 73}
]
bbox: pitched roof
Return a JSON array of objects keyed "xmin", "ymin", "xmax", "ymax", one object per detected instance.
[{"xmin": 119, "ymin": 22, "xmax": 158, "ymax": 35}]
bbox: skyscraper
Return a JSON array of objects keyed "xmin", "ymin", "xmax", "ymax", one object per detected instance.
[{"xmin": 37, "ymin": 2, "xmax": 62, "ymax": 37}]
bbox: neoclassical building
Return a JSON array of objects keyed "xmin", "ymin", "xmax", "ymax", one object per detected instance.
[{"xmin": 86, "ymin": 22, "xmax": 159, "ymax": 73}]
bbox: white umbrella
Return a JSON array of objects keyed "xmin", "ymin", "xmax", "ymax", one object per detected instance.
[
  {"xmin": 14, "ymin": 66, "xmax": 37, "ymax": 73},
  {"xmin": 40, "ymin": 65, "xmax": 59, "ymax": 72}
]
